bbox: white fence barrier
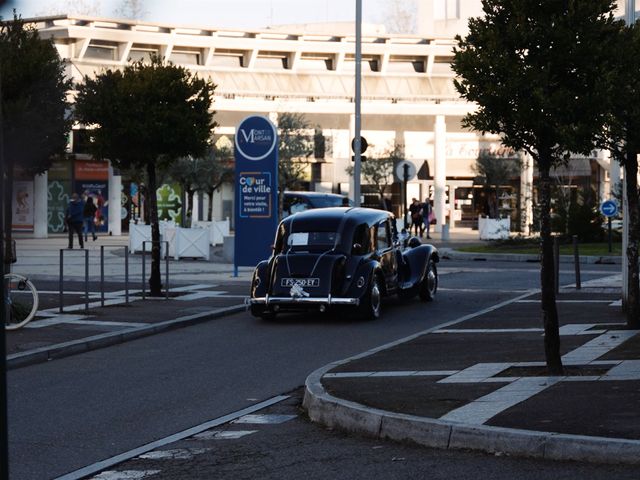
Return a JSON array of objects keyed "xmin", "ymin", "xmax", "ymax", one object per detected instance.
[
  {"xmin": 191, "ymin": 218, "xmax": 230, "ymax": 246},
  {"xmin": 478, "ymin": 216, "xmax": 510, "ymax": 240}
]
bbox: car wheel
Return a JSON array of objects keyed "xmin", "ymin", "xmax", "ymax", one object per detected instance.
[
  {"xmin": 358, "ymin": 274, "xmax": 382, "ymax": 320},
  {"xmin": 419, "ymin": 259, "xmax": 437, "ymax": 302}
]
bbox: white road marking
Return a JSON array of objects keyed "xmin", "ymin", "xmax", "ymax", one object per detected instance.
[
  {"xmin": 438, "ymin": 363, "xmax": 512, "ymax": 384},
  {"xmin": 562, "ymin": 331, "xmax": 640, "ymax": 364},
  {"xmin": 233, "ymin": 414, "xmax": 297, "ymax": 425},
  {"xmin": 323, "ymin": 370, "xmax": 458, "ymax": 379},
  {"xmin": 440, "ymin": 377, "xmax": 563, "ymax": 425},
  {"xmin": 54, "ymin": 395, "xmax": 289, "ymax": 480},
  {"xmin": 27, "ymin": 318, "xmax": 148, "ymax": 329},
  {"xmin": 138, "ymin": 448, "xmax": 208, "ymax": 460},
  {"xmin": 194, "ymin": 430, "xmax": 257, "ymax": 440},
  {"xmin": 89, "ymin": 471, "xmax": 160, "ymax": 479},
  {"xmin": 602, "ymin": 360, "xmax": 640, "ymax": 381}
]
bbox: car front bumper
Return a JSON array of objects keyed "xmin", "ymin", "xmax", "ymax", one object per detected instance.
[{"xmin": 249, "ymin": 295, "xmax": 359, "ymax": 307}]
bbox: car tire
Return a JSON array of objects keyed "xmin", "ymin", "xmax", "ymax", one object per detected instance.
[
  {"xmin": 419, "ymin": 259, "xmax": 437, "ymax": 302},
  {"xmin": 358, "ymin": 273, "xmax": 382, "ymax": 320}
]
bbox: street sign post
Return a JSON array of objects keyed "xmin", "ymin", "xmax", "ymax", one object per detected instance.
[
  {"xmin": 234, "ymin": 115, "xmax": 279, "ymax": 275},
  {"xmin": 395, "ymin": 161, "xmax": 416, "ymax": 229},
  {"xmin": 600, "ymin": 200, "xmax": 619, "ymax": 253}
]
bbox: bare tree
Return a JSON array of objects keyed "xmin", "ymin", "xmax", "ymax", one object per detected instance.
[
  {"xmin": 35, "ymin": 0, "xmax": 102, "ymax": 16},
  {"xmin": 114, "ymin": 0, "xmax": 147, "ymax": 20},
  {"xmin": 379, "ymin": 0, "xmax": 417, "ymax": 34}
]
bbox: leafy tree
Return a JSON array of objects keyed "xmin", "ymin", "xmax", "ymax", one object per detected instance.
[
  {"xmin": 452, "ymin": 0, "xmax": 619, "ymax": 374},
  {"xmin": 36, "ymin": 0, "xmax": 102, "ymax": 16},
  {"xmin": 166, "ymin": 156, "xmax": 204, "ymax": 227},
  {"xmin": 201, "ymin": 139, "xmax": 233, "ymax": 222},
  {"xmin": 472, "ymin": 152, "xmax": 520, "ymax": 219},
  {"xmin": 1, "ymin": 13, "xmax": 71, "ymax": 270},
  {"xmin": 603, "ymin": 24, "xmax": 640, "ymax": 328},
  {"xmin": 75, "ymin": 55, "xmax": 215, "ymax": 295},
  {"xmin": 277, "ymin": 112, "xmax": 313, "ymax": 219},
  {"xmin": 346, "ymin": 142, "xmax": 399, "ymax": 200}
]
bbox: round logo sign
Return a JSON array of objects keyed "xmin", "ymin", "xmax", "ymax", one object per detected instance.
[{"xmin": 235, "ymin": 116, "xmax": 278, "ymax": 161}]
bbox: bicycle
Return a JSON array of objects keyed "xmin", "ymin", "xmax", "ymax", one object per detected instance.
[{"xmin": 4, "ymin": 273, "xmax": 39, "ymax": 330}]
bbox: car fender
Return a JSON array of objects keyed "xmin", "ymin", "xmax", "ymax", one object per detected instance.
[
  {"xmin": 402, "ymin": 245, "xmax": 439, "ymax": 288},
  {"xmin": 251, "ymin": 259, "xmax": 271, "ymax": 298},
  {"xmin": 344, "ymin": 259, "xmax": 383, "ymax": 298}
]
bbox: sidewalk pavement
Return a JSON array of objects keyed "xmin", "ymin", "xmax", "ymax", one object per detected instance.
[{"xmin": 8, "ymin": 233, "xmax": 637, "ymax": 466}]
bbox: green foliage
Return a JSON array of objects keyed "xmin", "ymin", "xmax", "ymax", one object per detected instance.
[
  {"xmin": 346, "ymin": 142, "xmax": 399, "ymax": 198},
  {"xmin": 74, "ymin": 54, "xmax": 215, "ymax": 170},
  {"xmin": 452, "ymin": 0, "xmax": 620, "ymax": 167},
  {"xmin": 472, "ymin": 152, "xmax": 520, "ymax": 190},
  {"xmin": 278, "ymin": 112, "xmax": 313, "ymax": 191},
  {"xmin": 0, "ymin": 13, "xmax": 71, "ymax": 174}
]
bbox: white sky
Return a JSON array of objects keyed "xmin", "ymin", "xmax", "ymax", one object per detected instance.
[{"xmin": 1, "ymin": 0, "xmax": 390, "ymax": 30}]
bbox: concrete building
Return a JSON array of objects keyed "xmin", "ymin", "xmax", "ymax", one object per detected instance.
[{"xmin": 16, "ymin": 5, "xmax": 615, "ymax": 237}]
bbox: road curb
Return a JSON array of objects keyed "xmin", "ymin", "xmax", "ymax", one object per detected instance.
[
  {"xmin": 439, "ymin": 248, "xmax": 621, "ymax": 265},
  {"xmin": 7, "ymin": 304, "xmax": 246, "ymax": 370},
  {"xmin": 303, "ymin": 362, "xmax": 640, "ymax": 465}
]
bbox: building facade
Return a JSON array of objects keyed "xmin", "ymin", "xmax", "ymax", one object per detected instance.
[{"xmin": 20, "ymin": 7, "xmax": 615, "ymax": 236}]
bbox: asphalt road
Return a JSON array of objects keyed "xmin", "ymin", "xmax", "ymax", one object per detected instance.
[{"xmin": 6, "ymin": 260, "xmax": 622, "ymax": 479}]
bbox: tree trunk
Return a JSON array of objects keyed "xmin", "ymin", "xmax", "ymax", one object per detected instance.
[
  {"xmin": 3, "ymin": 161, "xmax": 13, "ymax": 276},
  {"xmin": 146, "ymin": 163, "xmax": 163, "ymax": 296},
  {"xmin": 624, "ymin": 150, "xmax": 640, "ymax": 329},
  {"xmin": 539, "ymin": 159, "xmax": 563, "ymax": 375},
  {"xmin": 187, "ymin": 188, "xmax": 195, "ymax": 227},
  {"xmin": 207, "ymin": 189, "xmax": 213, "ymax": 222}
]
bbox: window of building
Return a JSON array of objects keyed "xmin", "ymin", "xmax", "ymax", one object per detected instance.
[
  {"xmin": 255, "ymin": 51, "xmax": 288, "ymax": 70},
  {"xmin": 211, "ymin": 52, "xmax": 244, "ymax": 67},
  {"xmin": 171, "ymin": 49, "xmax": 201, "ymax": 65},
  {"xmin": 128, "ymin": 48, "xmax": 159, "ymax": 63},
  {"xmin": 85, "ymin": 43, "xmax": 117, "ymax": 60},
  {"xmin": 435, "ymin": 0, "xmax": 459, "ymax": 20}
]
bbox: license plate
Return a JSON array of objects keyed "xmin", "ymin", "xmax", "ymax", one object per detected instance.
[{"xmin": 281, "ymin": 278, "xmax": 320, "ymax": 288}]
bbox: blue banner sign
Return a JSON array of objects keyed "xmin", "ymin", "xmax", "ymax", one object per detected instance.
[{"xmin": 234, "ymin": 115, "xmax": 278, "ymax": 269}]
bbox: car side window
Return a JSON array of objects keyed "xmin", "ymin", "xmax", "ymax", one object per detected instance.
[
  {"xmin": 376, "ymin": 221, "xmax": 390, "ymax": 250},
  {"xmin": 352, "ymin": 223, "xmax": 374, "ymax": 255}
]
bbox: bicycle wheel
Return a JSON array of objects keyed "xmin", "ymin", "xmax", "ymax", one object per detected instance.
[{"xmin": 4, "ymin": 273, "xmax": 39, "ymax": 330}]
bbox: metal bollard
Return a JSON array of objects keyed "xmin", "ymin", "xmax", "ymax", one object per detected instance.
[
  {"xmin": 100, "ymin": 245, "xmax": 130, "ymax": 307},
  {"xmin": 59, "ymin": 248, "xmax": 90, "ymax": 313},
  {"xmin": 573, "ymin": 235, "xmax": 581, "ymax": 290},
  {"xmin": 553, "ymin": 236, "xmax": 560, "ymax": 295}
]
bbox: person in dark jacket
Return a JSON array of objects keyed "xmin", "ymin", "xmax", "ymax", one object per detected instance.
[
  {"xmin": 66, "ymin": 193, "xmax": 85, "ymax": 249},
  {"xmin": 83, "ymin": 196, "xmax": 98, "ymax": 242}
]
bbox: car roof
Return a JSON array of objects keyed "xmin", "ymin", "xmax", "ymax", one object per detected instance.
[{"xmin": 284, "ymin": 191, "xmax": 345, "ymax": 198}]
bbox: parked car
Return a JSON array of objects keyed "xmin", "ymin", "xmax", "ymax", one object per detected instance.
[
  {"xmin": 282, "ymin": 191, "xmax": 351, "ymax": 217},
  {"xmin": 249, "ymin": 207, "xmax": 438, "ymax": 321}
]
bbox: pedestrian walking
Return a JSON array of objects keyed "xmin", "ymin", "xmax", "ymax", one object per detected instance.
[
  {"xmin": 409, "ymin": 198, "xmax": 422, "ymax": 236},
  {"xmin": 83, "ymin": 196, "xmax": 98, "ymax": 242},
  {"xmin": 65, "ymin": 193, "xmax": 85, "ymax": 249},
  {"xmin": 422, "ymin": 198, "xmax": 433, "ymax": 239}
]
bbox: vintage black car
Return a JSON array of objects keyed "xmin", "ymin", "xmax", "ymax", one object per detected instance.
[{"xmin": 249, "ymin": 207, "xmax": 438, "ymax": 320}]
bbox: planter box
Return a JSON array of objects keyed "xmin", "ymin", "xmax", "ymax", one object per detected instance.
[
  {"xmin": 164, "ymin": 226, "xmax": 210, "ymax": 260},
  {"xmin": 128, "ymin": 222, "xmax": 170, "ymax": 256},
  {"xmin": 191, "ymin": 218, "xmax": 230, "ymax": 246},
  {"xmin": 478, "ymin": 217, "xmax": 510, "ymax": 240}
]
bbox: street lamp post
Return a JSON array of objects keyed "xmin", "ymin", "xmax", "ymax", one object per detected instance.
[{"xmin": 353, "ymin": 0, "xmax": 362, "ymax": 207}]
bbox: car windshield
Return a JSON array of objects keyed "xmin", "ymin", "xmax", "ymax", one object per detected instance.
[
  {"xmin": 285, "ymin": 231, "xmax": 337, "ymax": 252},
  {"xmin": 309, "ymin": 196, "xmax": 351, "ymax": 208}
]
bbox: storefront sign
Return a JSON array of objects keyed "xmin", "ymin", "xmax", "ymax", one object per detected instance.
[
  {"xmin": 12, "ymin": 180, "xmax": 34, "ymax": 231},
  {"xmin": 234, "ymin": 115, "xmax": 278, "ymax": 268}
]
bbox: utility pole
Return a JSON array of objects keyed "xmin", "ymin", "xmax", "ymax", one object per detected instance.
[
  {"xmin": 0, "ymin": 64, "xmax": 9, "ymax": 480},
  {"xmin": 622, "ymin": 0, "xmax": 636, "ymax": 310},
  {"xmin": 353, "ymin": 0, "xmax": 362, "ymax": 206}
]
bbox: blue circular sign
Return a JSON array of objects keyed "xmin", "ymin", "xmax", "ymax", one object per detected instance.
[
  {"xmin": 600, "ymin": 200, "xmax": 619, "ymax": 218},
  {"xmin": 235, "ymin": 116, "xmax": 277, "ymax": 161}
]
